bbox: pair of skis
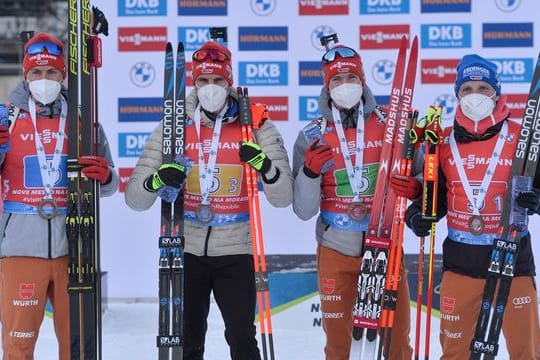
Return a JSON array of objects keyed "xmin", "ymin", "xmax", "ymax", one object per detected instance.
[
  {"xmin": 157, "ymin": 42, "xmax": 186, "ymax": 360},
  {"xmin": 66, "ymin": 2, "xmax": 107, "ymax": 360},
  {"xmin": 237, "ymin": 87, "xmax": 275, "ymax": 360},
  {"xmin": 469, "ymin": 52, "xmax": 540, "ymax": 359},
  {"xmin": 352, "ymin": 35, "xmax": 418, "ymax": 359}
]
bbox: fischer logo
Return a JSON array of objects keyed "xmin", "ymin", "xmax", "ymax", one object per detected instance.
[
  {"xmin": 118, "ymin": 27, "xmax": 167, "ymax": 51},
  {"xmin": 299, "ymin": 0, "xmax": 349, "ymax": 15},
  {"xmin": 421, "ymin": 59, "xmax": 459, "ymax": 83},
  {"xmin": 359, "ymin": 25, "xmax": 409, "ymax": 49}
]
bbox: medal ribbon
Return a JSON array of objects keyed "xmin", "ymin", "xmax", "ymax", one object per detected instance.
[
  {"xmin": 331, "ymin": 105, "xmax": 365, "ymax": 202},
  {"xmin": 449, "ymin": 121, "xmax": 508, "ymax": 216},
  {"xmin": 193, "ymin": 105, "xmax": 227, "ymax": 205},
  {"xmin": 28, "ymin": 97, "xmax": 67, "ymax": 201}
]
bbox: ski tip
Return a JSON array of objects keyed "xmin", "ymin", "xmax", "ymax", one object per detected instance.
[
  {"xmin": 177, "ymin": 42, "xmax": 184, "ymax": 52},
  {"xmin": 166, "ymin": 42, "xmax": 173, "ymax": 52}
]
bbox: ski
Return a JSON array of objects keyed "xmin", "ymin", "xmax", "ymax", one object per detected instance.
[
  {"xmin": 67, "ymin": 2, "xmax": 107, "ymax": 359},
  {"xmin": 350, "ymin": 35, "xmax": 418, "ymax": 359},
  {"xmin": 470, "ymin": 52, "xmax": 540, "ymax": 359},
  {"xmin": 157, "ymin": 41, "xmax": 187, "ymax": 360}
]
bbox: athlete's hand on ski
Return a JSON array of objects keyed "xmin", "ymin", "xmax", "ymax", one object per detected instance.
[
  {"xmin": 239, "ymin": 141, "xmax": 271, "ymax": 173},
  {"xmin": 144, "ymin": 163, "xmax": 187, "ymax": 192},
  {"xmin": 390, "ymin": 174, "xmax": 422, "ymax": 200},
  {"xmin": 516, "ymin": 189, "xmax": 540, "ymax": 215},
  {"xmin": 303, "ymin": 138, "xmax": 333, "ymax": 178},
  {"xmin": 405, "ymin": 206, "xmax": 435, "ymax": 237},
  {"xmin": 79, "ymin": 155, "xmax": 111, "ymax": 184}
]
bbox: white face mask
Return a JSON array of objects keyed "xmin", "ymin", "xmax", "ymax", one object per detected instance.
[
  {"xmin": 197, "ymin": 84, "xmax": 228, "ymax": 113},
  {"xmin": 459, "ymin": 93, "xmax": 496, "ymax": 122},
  {"xmin": 329, "ymin": 83, "xmax": 363, "ymax": 110},
  {"xmin": 28, "ymin": 78, "xmax": 62, "ymax": 105}
]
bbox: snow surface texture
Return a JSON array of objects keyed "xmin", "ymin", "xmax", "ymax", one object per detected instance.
[{"xmin": 0, "ymin": 297, "xmax": 517, "ymax": 360}]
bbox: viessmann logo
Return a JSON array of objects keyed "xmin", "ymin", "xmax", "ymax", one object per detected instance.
[
  {"xmin": 506, "ymin": 93, "xmax": 527, "ymax": 120},
  {"xmin": 421, "ymin": 59, "xmax": 459, "ymax": 84},
  {"xmin": 298, "ymin": 0, "xmax": 349, "ymax": 15},
  {"xmin": 359, "ymin": 25, "xmax": 410, "ymax": 49},
  {"xmin": 118, "ymin": 27, "xmax": 168, "ymax": 51},
  {"xmin": 250, "ymin": 96, "xmax": 289, "ymax": 121}
]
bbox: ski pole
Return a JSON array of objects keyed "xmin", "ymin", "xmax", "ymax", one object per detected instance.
[{"xmin": 238, "ymin": 86, "xmax": 275, "ymax": 360}]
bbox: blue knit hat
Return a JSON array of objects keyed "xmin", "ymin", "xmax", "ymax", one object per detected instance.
[{"xmin": 454, "ymin": 54, "xmax": 500, "ymax": 96}]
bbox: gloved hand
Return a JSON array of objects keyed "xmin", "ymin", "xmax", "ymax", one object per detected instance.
[
  {"xmin": 516, "ymin": 189, "xmax": 540, "ymax": 215},
  {"xmin": 239, "ymin": 141, "xmax": 271, "ymax": 173},
  {"xmin": 79, "ymin": 156, "xmax": 111, "ymax": 184},
  {"xmin": 390, "ymin": 174, "xmax": 422, "ymax": 200},
  {"xmin": 405, "ymin": 207, "xmax": 435, "ymax": 237},
  {"xmin": 0, "ymin": 125, "xmax": 9, "ymax": 146},
  {"xmin": 144, "ymin": 163, "xmax": 187, "ymax": 192},
  {"xmin": 304, "ymin": 138, "xmax": 333, "ymax": 178}
]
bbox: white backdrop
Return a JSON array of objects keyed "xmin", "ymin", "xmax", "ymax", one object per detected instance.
[{"xmin": 91, "ymin": 0, "xmax": 540, "ymax": 298}]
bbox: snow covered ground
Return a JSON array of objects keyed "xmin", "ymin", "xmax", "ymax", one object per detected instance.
[{"xmin": 0, "ymin": 295, "xmax": 518, "ymax": 360}]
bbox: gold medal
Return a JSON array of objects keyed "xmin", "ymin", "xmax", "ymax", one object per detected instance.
[
  {"xmin": 468, "ymin": 215, "xmax": 484, "ymax": 235},
  {"xmin": 347, "ymin": 202, "xmax": 366, "ymax": 222},
  {"xmin": 195, "ymin": 203, "xmax": 215, "ymax": 224},
  {"xmin": 37, "ymin": 198, "xmax": 58, "ymax": 220}
]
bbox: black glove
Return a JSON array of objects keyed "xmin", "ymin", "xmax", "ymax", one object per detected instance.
[
  {"xmin": 239, "ymin": 141, "xmax": 271, "ymax": 173},
  {"xmin": 405, "ymin": 207, "xmax": 435, "ymax": 237},
  {"xmin": 144, "ymin": 163, "xmax": 187, "ymax": 192},
  {"xmin": 516, "ymin": 189, "xmax": 540, "ymax": 215}
]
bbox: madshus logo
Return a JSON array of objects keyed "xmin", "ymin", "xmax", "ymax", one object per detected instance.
[{"xmin": 130, "ymin": 62, "xmax": 156, "ymax": 88}]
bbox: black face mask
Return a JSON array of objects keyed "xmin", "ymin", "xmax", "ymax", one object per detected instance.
[{"xmin": 453, "ymin": 118, "xmax": 505, "ymax": 143}]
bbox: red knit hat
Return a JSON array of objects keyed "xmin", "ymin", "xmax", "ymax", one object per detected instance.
[
  {"xmin": 23, "ymin": 32, "xmax": 66, "ymax": 79},
  {"xmin": 322, "ymin": 45, "xmax": 365, "ymax": 87},
  {"xmin": 192, "ymin": 41, "xmax": 233, "ymax": 86}
]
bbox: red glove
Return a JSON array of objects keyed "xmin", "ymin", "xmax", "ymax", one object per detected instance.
[
  {"xmin": 0, "ymin": 125, "xmax": 9, "ymax": 145},
  {"xmin": 304, "ymin": 138, "xmax": 333, "ymax": 178},
  {"xmin": 79, "ymin": 155, "xmax": 111, "ymax": 184},
  {"xmin": 390, "ymin": 174, "xmax": 421, "ymax": 200}
]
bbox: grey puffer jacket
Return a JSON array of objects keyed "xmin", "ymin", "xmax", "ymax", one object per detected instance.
[
  {"xmin": 125, "ymin": 87, "xmax": 293, "ymax": 257},
  {"xmin": 292, "ymin": 86, "xmax": 423, "ymax": 257},
  {"xmin": 0, "ymin": 81, "xmax": 119, "ymax": 259}
]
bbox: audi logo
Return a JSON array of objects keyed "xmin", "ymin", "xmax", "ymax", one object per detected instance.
[{"xmin": 512, "ymin": 296, "xmax": 532, "ymax": 306}]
